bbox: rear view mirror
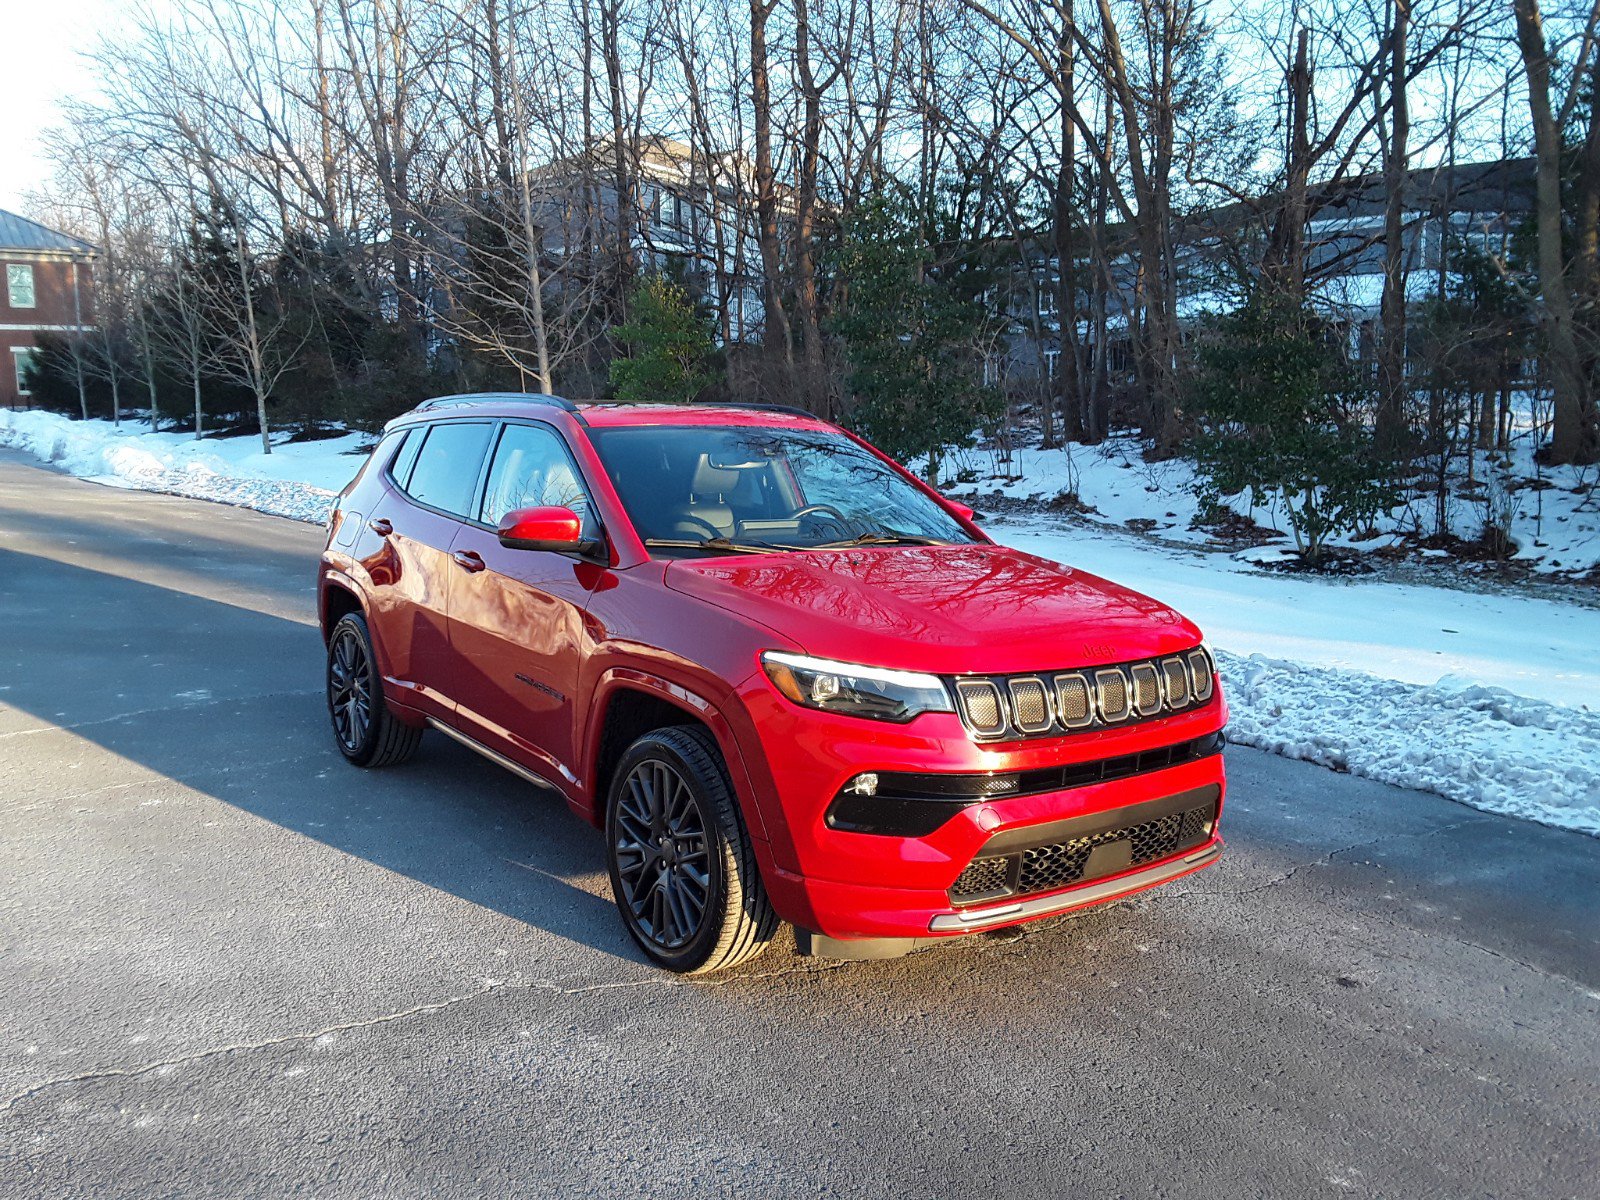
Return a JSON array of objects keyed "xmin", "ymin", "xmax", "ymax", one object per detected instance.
[
  {"xmin": 946, "ymin": 500, "xmax": 977, "ymax": 523},
  {"xmin": 497, "ymin": 506, "xmax": 586, "ymax": 552}
]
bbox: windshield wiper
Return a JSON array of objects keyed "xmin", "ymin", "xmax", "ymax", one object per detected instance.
[
  {"xmin": 643, "ymin": 537, "xmax": 794, "ymax": 556},
  {"xmin": 809, "ymin": 532, "xmax": 952, "ymax": 548}
]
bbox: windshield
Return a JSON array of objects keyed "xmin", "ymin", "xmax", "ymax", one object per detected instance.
[{"xmin": 587, "ymin": 424, "xmax": 980, "ymax": 555}]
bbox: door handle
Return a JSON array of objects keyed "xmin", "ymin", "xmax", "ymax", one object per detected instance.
[
  {"xmin": 368, "ymin": 518, "xmax": 393, "ymax": 536},
  {"xmin": 452, "ymin": 549, "xmax": 487, "ymax": 573}
]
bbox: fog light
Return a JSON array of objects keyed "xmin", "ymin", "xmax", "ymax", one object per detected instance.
[{"xmin": 843, "ymin": 772, "xmax": 879, "ymax": 797}]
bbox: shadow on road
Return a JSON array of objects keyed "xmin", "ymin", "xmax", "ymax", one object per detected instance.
[{"xmin": 0, "ymin": 542, "xmax": 641, "ymax": 967}]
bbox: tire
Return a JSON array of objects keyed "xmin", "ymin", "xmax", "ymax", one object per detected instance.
[
  {"xmin": 326, "ymin": 612, "xmax": 421, "ymax": 768},
  {"xmin": 605, "ymin": 725, "xmax": 778, "ymax": 974}
]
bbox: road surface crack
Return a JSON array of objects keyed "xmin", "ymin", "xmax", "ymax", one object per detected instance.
[
  {"xmin": 1169, "ymin": 817, "xmax": 1482, "ymax": 898},
  {"xmin": 0, "ymin": 960, "xmax": 848, "ymax": 1116}
]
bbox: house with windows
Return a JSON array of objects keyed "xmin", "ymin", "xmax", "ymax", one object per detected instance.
[
  {"xmin": 0, "ymin": 210, "xmax": 96, "ymax": 408},
  {"xmin": 1002, "ymin": 158, "xmax": 1538, "ymax": 390},
  {"xmin": 526, "ymin": 135, "xmax": 789, "ymax": 346}
]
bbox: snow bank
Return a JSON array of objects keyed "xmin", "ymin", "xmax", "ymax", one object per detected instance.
[
  {"xmin": 0, "ymin": 409, "xmax": 359, "ymax": 523},
  {"xmin": 1001, "ymin": 522, "xmax": 1600, "ymax": 708},
  {"xmin": 1217, "ymin": 649, "xmax": 1600, "ymax": 837},
  {"xmin": 4, "ymin": 408, "xmax": 1596, "ymax": 837}
]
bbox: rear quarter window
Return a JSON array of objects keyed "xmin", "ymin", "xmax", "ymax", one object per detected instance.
[{"xmin": 387, "ymin": 427, "xmax": 424, "ymax": 488}]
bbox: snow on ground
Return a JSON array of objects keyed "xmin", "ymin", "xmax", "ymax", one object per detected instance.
[
  {"xmin": 942, "ymin": 421, "xmax": 1600, "ymax": 577},
  {"xmin": 0, "ymin": 409, "xmax": 358, "ymax": 523},
  {"xmin": 993, "ymin": 517, "xmax": 1600, "ymax": 837},
  {"xmin": 3, "ymin": 407, "xmax": 1597, "ymax": 837}
]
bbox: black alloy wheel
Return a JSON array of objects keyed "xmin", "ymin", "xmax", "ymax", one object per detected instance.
[
  {"xmin": 325, "ymin": 612, "xmax": 421, "ymax": 768},
  {"xmin": 605, "ymin": 726, "xmax": 777, "ymax": 973},
  {"xmin": 328, "ymin": 624, "xmax": 372, "ymax": 754},
  {"xmin": 613, "ymin": 757, "xmax": 712, "ymax": 950}
]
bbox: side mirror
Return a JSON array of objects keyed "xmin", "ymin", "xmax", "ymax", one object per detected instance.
[
  {"xmin": 497, "ymin": 505, "xmax": 586, "ymax": 553},
  {"xmin": 946, "ymin": 499, "xmax": 978, "ymax": 523}
]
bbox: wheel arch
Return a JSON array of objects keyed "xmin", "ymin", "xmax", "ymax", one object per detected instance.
[
  {"xmin": 320, "ymin": 572, "xmax": 367, "ymax": 643},
  {"xmin": 584, "ymin": 670, "xmax": 768, "ymax": 845}
]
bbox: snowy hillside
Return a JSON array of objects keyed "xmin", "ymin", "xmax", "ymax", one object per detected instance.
[
  {"xmin": 4, "ymin": 407, "xmax": 1596, "ymax": 837},
  {"xmin": 938, "ymin": 419, "xmax": 1600, "ymax": 579}
]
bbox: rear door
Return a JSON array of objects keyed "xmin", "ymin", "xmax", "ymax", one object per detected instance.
[
  {"xmin": 445, "ymin": 419, "xmax": 604, "ymax": 788},
  {"xmin": 362, "ymin": 419, "xmax": 495, "ymax": 719}
]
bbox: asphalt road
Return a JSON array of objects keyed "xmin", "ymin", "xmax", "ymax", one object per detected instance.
[{"xmin": 1, "ymin": 445, "xmax": 1597, "ymax": 1200}]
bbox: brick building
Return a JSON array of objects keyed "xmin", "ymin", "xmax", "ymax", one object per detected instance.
[{"xmin": 0, "ymin": 210, "xmax": 96, "ymax": 408}]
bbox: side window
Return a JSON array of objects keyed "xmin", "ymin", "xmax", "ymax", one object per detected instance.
[
  {"xmin": 7, "ymin": 264, "xmax": 35, "ymax": 309},
  {"xmin": 479, "ymin": 423, "xmax": 594, "ymax": 532},
  {"xmin": 403, "ymin": 421, "xmax": 493, "ymax": 516}
]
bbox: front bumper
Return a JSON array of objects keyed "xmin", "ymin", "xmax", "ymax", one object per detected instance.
[
  {"xmin": 728, "ymin": 672, "xmax": 1228, "ymax": 943},
  {"xmin": 928, "ymin": 839, "xmax": 1220, "ymax": 932}
]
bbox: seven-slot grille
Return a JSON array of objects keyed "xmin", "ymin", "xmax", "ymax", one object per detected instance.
[
  {"xmin": 948, "ymin": 795, "xmax": 1217, "ymax": 906},
  {"xmin": 952, "ymin": 646, "xmax": 1214, "ymax": 741}
]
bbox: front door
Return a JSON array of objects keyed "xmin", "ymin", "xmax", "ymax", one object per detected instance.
[{"xmin": 446, "ymin": 420, "xmax": 601, "ymax": 790}]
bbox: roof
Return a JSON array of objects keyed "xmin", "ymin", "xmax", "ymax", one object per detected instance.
[
  {"xmin": 0, "ymin": 210, "xmax": 96, "ymax": 255},
  {"xmin": 390, "ymin": 393, "xmax": 832, "ymax": 432},
  {"xmin": 1180, "ymin": 158, "xmax": 1537, "ymax": 242}
]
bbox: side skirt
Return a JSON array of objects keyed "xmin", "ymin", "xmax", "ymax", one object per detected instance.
[{"xmin": 425, "ymin": 717, "xmax": 561, "ymax": 795}]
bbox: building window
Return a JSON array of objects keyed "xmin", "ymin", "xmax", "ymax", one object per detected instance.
[
  {"xmin": 13, "ymin": 347, "xmax": 38, "ymax": 395},
  {"xmin": 8, "ymin": 264, "xmax": 36, "ymax": 309},
  {"xmin": 1043, "ymin": 349, "xmax": 1060, "ymax": 379}
]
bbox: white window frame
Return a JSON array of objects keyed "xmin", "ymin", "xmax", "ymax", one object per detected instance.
[
  {"xmin": 7, "ymin": 264, "xmax": 36, "ymax": 309},
  {"xmin": 12, "ymin": 346, "xmax": 38, "ymax": 395},
  {"xmin": 1043, "ymin": 349, "xmax": 1060, "ymax": 380}
]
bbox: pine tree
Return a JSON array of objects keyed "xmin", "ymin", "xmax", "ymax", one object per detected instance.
[
  {"xmin": 608, "ymin": 274, "xmax": 718, "ymax": 404},
  {"xmin": 828, "ymin": 192, "xmax": 1002, "ymax": 482}
]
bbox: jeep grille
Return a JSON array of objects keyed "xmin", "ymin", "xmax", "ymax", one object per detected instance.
[{"xmin": 951, "ymin": 646, "xmax": 1216, "ymax": 741}]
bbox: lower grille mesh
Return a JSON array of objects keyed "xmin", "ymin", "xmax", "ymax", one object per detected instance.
[{"xmin": 950, "ymin": 799, "xmax": 1215, "ymax": 906}]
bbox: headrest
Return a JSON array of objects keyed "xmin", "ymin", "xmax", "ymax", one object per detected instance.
[{"xmin": 689, "ymin": 453, "xmax": 742, "ymax": 496}]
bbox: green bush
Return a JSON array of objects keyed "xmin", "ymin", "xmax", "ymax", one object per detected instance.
[
  {"xmin": 608, "ymin": 274, "xmax": 719, "ymax": 405},
  {"xmin": 1188, "ymin": 297, "xmax": 1398, "ymax": 563}
]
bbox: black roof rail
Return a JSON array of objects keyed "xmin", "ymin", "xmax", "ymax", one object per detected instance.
[
  {"xmin": 710, "ymin": 401, "xmax": 820, "ymax": 419},
  {"xmin": 580, "ymin": 399, "xmax": 819, "ymax": 419},
  {"xmin": 413, "ymin": 392, "xmax": 580, "ymax": 413}
]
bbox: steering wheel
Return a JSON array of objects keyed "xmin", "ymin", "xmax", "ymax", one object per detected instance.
[
  {"xmin": 670, "ymin": 515, "xmax": 725, "ymax": 543},
  {"xmin": 792, "ymin": 504, "xmax": 847, "ymax": 523}
]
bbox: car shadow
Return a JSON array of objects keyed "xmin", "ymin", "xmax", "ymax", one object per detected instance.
[{"xmin": 0, "ymin": 542, "xmax": 643, "ymax": 967}]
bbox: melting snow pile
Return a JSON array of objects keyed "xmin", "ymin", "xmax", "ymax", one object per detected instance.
[
  {"xmin": 1217, "ymin": 650, "xmax": 1600, "ymax": 838},
  {"xmin": 3, "ymin": 407, "xmax": 1597, "ymax": 838}
]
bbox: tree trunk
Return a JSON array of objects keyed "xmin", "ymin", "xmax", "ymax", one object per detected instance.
[
  {"xmin": 1376, "ymin": 0, "xmax": 1412, "ymax": 453},
  {"xmin": 601, "ymin": 0, "xmax": 635, "ymax": 314},
  {"xmin": 1054, "ymin": 7, "xmax": 1081, "ymax": 443},
  {"xmin": 71, "ymin": 262, "xmax": 89, "ymax": 421},
  {"xmin": 793, "ymin": 0, "xmax": 829, "ymax": 413},
  {"xmin": 750, "ymin": 0, "xmax": 793, "ymax": 376},
  {"xmin": 1265, "ymin": 29, "xmax": 1311, "ymax": 302},
  {"xmin": 1514, "ymin": 0, "xmax": 1597, "ymax": 463}
]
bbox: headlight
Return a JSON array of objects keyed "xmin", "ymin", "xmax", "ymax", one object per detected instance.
[{"xmin": 760, "ymin": 652, "xmax": 953, "ymax": 722}]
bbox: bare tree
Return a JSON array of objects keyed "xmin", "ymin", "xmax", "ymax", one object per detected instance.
[{"xmin": 1514, "ymin": 0, "xmax": 1600, "ymax": 464}]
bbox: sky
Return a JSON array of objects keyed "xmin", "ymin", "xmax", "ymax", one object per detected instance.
[{"xmin": 0, "ymin": 0, "xmax": 134, "ymax": 213}]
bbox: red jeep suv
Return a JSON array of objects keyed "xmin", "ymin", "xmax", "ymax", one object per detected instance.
[{"xmin": 319, "ymin": 393, "xmax": 1226, "ymax": 973}]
